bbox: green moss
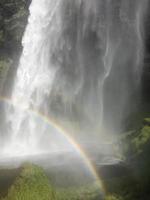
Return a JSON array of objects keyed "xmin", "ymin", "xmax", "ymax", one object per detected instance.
[
  {"xmin": 0, "ymin": 59, "xmax": 11, "ymax": 89},
  {"xmin": 1, "ymin": 164, "xmax": 102, "ymax": 200},
  {"xmin": 2, "ymin": 163, "xmax": 56, "ymax": 200},
  {"xmin": 144, "ymin": 118, "xmax": 150, "ymax": 125},
  {"xmin": 105, "ymin": 195, "xmax": 123, "ymax": 200},
  {"xmin": 0, "ymin": 60, "xmax": 10, "ymax": 74},
  {"xmin": 113, "ymin": 117, "xmax": 150, "ymax": 200},
  {"xmin": 55, "ymin": 182, "xmax": 102, "ymax": 200},
  {"xmin": 132, "ymin": 125, "xmax": 150, "ymax": 152}
]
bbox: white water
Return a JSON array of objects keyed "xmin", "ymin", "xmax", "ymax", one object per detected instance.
[
  {"xmin": 1, "ymin": 0, "xmax": 65, "ymax": 158},
  {"xmin": 0, "ymin": 0, "xmax": 148, "ymax": 159}
]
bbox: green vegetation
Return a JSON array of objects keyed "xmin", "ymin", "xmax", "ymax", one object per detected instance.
[
  {"xmin": 0, "ymin": 60, "xmax": 11, "ymax": 78},
  {"xmin": 0, "ymin": 164, "xmax": 102, "ymax": 200},
  {"xmin": 105, "ymin": 195, "xmax": 123, "ymax": 200},
  {"xmin": 103, "ymin": 117, "xmax": 150, "ymax": 200},
  {"xmin": 55, "ymin": 183, "xmax": 102, "ymax": 200},
  {"xmin": 2, "ymin": 163, "xmax": 56, "ymax": 200},
  {"xmin": 133, "ymin": 125, "xmax": 150, "ymax": 152}
]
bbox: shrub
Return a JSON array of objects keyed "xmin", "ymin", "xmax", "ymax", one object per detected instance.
[{"xmin": 2, "ymin": 163, "xmax": 56, "ymax": 200}]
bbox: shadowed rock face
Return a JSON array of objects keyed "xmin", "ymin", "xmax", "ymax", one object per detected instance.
[
  {"xmin": 143, "ymin": 2, "xmax": 150, "ymax": 104},
  {"xmin": 0, "ymin": 0, "xmax": 30, "ymax": 58},
  {"xmin": 0, "ymin": 167, "xmax": 21, "ymax": 198}
]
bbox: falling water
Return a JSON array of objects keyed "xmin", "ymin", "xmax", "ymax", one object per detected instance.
[
  {"xmin": 0, "ymin": 0, "xmax": 148, "ymax": 159},
  {"xmin": 1, "ymin": 0, "xmax": 64, "ymax": 157}
]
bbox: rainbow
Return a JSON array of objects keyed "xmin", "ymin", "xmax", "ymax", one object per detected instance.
[{"xmin": 0, "ymin": 96, "xmax": 105, "ymax": 194}]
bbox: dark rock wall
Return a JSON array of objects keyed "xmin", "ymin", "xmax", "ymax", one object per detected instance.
[
  {"xmin": 0, "ymin": 0, "xmax": 30, "ymax": 58},
  {"xmin": 143, "ymin": 2, "xmax": 150, "ymax": 104},
  {"xmin": 0, "ymin": 0, "xmax": 31, "ymax": 96}
]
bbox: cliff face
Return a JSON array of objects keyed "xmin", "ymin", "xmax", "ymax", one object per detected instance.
[
  {"xmin": 143, "ymin": 3, "xmax": 150, "ymax": 104},
  {"xmin": 0, "ymin": 0, "xmax": 30, "ymax": 95},
  {"xmin": 0, "ymin": 0, "xmax": 30, "ymax": 59}
]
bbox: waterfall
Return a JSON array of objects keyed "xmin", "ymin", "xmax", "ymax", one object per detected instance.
[
  {"xmin": 1, "ymin": 0, "xmax": 64, "ymax": 157},
  {"xmin": 0, "ymin": 0, "xmax": 148, "ymax": 159}
]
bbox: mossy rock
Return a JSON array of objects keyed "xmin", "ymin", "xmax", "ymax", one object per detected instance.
[
  {"xmin": 1, "ymin": 163, "xmax": 103, "ymax": 200},
  {"xmin": 55, "ymin": 182, "xmax": 102, "ymax": 200},
  {"xmin": 105, "ymin": 195, "xmax": 123, "ymax": 200},
  {"xmin": 132, "ymin": 125, "xmax": 150, "ymax": 152},
  {"xmin": 2, "ymin": 163, "xmax": 56, "ymax": 200},
  {"xmin": 143, "ymin": 118, "xmax": 150, "ymax": 126}
]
